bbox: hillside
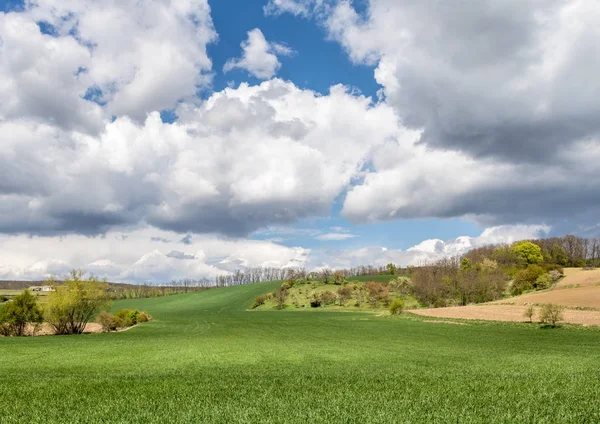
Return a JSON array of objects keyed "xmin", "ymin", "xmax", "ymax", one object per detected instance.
[
  {"xmin": 2, "ymin": 281, "xmax": 600, "ymax": 422},
  {"xmin": 411, "ymin": 268, "xmax": 600, "ymax": 325}
]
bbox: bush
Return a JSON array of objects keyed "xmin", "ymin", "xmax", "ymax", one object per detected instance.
[
  {"xmin": 534, "ymin": 273, "xmax": 552, "ymax": 290},
  {"xmin": 511, "ymin": 265, "xmax": 546, "ymax": 295},
  {"xmin": 336, "ymin": 286, "xmax": 353, "ymax": 306},
  {"xmin": 98, "ymin": 312, "xmax": 118, "ymax": 332},
  {"xmin": 137, "ymin": 311, "xmax": 151, "ymax": 323},
  {"xmin": 389, "ymin": 299, "xmax": 404, "ymax": 315},
  {"xmin": 548, "ymin": 269, "xmax": 563, "ymax": 282},
  {"xmin": 252, "ymin": 294, "xmax": 268, "ymax": 309},
  {"xmin": 100, "ymin": 309, "xmax": 151, "ymax": 331},
  {"xmin": 523, "ymin": 305, "xmax": 535, "ymax": 323},
  {"xmin": 539, "ymin": 304, "xmax": 564, "ymax": 327},
  {"xmin": 0, "ymin": 295, "xmax": 8, "ymax": 303},
  {"xmin": 0, "ymin": 290, "xmax": 43, "ymax": 336},
  {"xmin": 320, "ymin": 291, "xmax": 336, "ymax": 305}
]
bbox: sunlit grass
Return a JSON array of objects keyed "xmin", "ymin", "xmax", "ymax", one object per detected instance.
[{"xmin": 2, "ymin": 281, "xmax": 599, "ymax": 423}]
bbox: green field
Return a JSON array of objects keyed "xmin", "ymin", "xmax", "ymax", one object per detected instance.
[{"xmin": 2, "ymin": 281, "xmax": 600, "ymax": 423}]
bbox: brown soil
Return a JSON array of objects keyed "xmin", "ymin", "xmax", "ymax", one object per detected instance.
[
  {"xmin": 24, "ymin": 322, "xmax": 104, "ymax": 336},
  {"xmin": 555, "ymin": 267, "xmax": 600, "ymax": 288},
  {"xmin": 495, "ymin": 285, "xmax": 600, "ymax": 309},
  {"xmin": 409, "ymin": 305, "xmax": 600, "ymax": 326}
]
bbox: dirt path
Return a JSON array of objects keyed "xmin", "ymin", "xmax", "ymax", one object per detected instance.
[{"xmin": 409, "ymin": 305, "xmax": 600, "ymax": 326}]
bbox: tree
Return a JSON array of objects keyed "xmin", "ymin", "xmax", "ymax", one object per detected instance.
[
  {"xmin": 510, "ymin": 241, "xmax": 544, "ymax": 265},
  {"xmin": 539, "ymin": 303, "xmax": 564, "ymax": 327},
  {"xmin": 45, "ymin": 270, "xmax": 111, "ymax": 335},
  {"xmin": 386, "ymin": 263, "xmax": 397, "ymax": 275},
  {"xmin": 0, "ymin": 290, "xmax": 43, "ymax": 336},
  {"xmin": 523, "ymin": 305, "xmax": 535, "ymax": 323},
  {"xmin": 273, "ymin": 286, "xmax": 288, "ymax": 310}
]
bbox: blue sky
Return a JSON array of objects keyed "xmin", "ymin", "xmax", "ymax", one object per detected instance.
[{"xmin": 0, "ymin": 0, "xmax": 595, "ymax": 281}]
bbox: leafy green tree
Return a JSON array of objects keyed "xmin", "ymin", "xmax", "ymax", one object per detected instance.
[
  {"xmin": 510, "ymin": 241, "xmax": 544, "ymax": 265},
  {"xmin": 0, "ymin": 290, "xmax": 43, "ymax": 336},
  {"xmin": 386, "ymin": 263, "xmax": 397, "ymax": 275},
  {"xmin": 45, "ymin": 270, "xmax": 111, "ymax": 335}
]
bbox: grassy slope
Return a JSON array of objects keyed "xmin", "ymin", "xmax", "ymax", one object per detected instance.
[{"xmin": 2, "ymin": 281, "xmax": 600, "ymax": 423}]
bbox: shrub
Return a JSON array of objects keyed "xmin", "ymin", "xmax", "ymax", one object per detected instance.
[
  {"xmin": 137, "ymin": 311, "xmax": 151, "ymax": 323},
  {"xmin": 98, "ymin": 312, "xmax": 118, "ymax": 332},
  {"xmin": 511, "ymin": 265, "xmax": 546, "ymax": 295},
  {"xmin": 549, "ymin": 270, "xmax": 563, "ymax": 282},
  {"xmin": 252, "ymin": 294, "xmax": 268, "ymax": 309},
  {"xmin": 366, "ymin": 281, "xmax": 389, "ymax": 307},
  {"xmin": 0, "ymin": 290, "xmax": 43, "ymax": 336},
  {"xmin": 534, "ymin": 273, "xmax": 552, "ymax": 290},
  {"xmin": 388, "ymin": 277, "xmax": 413, "ymax": 295},
  {"xmin": 523, "ymin": 305, "xmax": 535, "ymax": 323},
  {"xmin": 0, "ymin": 295, "xmax": 8, "ymax": 303},
  {"xmin": 336, "ymin": 286, "xmax": 353, "ymax": 306},
  {"xmin": 320, "ymin": 291, "xmax": 336, "ymax": 305},
  {"xmin": 540, "ymin": 304, "xmax": 564, "ymax": 327},
  {"xmin": 389, "ymin": 299, "xmax": 404, "ymax": 315}
]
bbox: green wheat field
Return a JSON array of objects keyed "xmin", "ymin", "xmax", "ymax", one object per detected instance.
[{"xmin": 2, "ymin": 281, "xmax": 600, "ymax": 423}]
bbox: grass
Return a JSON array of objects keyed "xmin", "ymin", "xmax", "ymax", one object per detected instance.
[
  {"xmin": 255, "ymin": 279, "xmax": 420, "ymax": 311},
  {"xmin": 2, "ymin": 281, "xmax": 600, "ymax": 423}
]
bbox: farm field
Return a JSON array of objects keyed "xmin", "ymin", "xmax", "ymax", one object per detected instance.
[
  {"xmin": 555, "ymin": 267, "xmax": 600, "ymax": 288},
  {"xmin": 2, "ymin": 281, "xmax": 600, "ymax": 423},
  {"xmin": 411, "ymin": 268, "xmax": 600, "ymax": 325}
]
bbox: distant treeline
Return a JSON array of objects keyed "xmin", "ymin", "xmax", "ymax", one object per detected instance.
[{"xmin": 464, "ymin": 235, "xmax": 600, "ymax": 268}]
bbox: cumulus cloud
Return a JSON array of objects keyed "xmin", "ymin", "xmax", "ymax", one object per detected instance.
[
  {"xmin": 0, "ymin": 228, "xmax": 309, "ymax": 283},
  {"xmin": 224, "ymin": 28, "xmax": 294, "ymax": 79},
  {"xmin": 5, "ymin": 0, "xmax": 216, "ymax": 124},
  {"xmin": 0, "ymin": 79, "xmax": 399, "ymax": 237},
  {"xmin": 0, "ymin": 225, "xmax": 547, "ymax": 283},
  {"xmin": 310, "ymin": 224, "xmax": 549, "ymax": 270},
  {"xmin": 271, "ymin": 0, "xmax": 600, "ymax": 230}
]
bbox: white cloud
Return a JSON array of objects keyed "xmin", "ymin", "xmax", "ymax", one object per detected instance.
[
  {"xmin": 263, "ymin": 0, "xmax": 324, "ymax": 17},
  {"xmin": 0, "ymin": 78, "xmax": 400, "ymax": 236},
  {"xmin": 0, "ymin": 227, "xmax": 308, "ymax": 283},
  {"xmin": 224, "ymin": 28, "xmax": 294, "ymax": 79},
  {"xmin": 271, "ymin": 0, "xmax": 600, "ymax": 231},
  {"xmin": 310, "ymin": 224, "xmax": 550, "ymax": 270},
  {"xmin": 316, "ymin": 233, "xmax": 357, "ymax": 241},
  {"xmin": 10, "ymin": 0, "xmax": 216, "ymax": 123},
  {"xmin": 0, "ymin": 224, "xmax": 547, "ymax": 283}
]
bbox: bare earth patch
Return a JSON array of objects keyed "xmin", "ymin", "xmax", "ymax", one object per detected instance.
[
  {"xmin": 494, "ymin": 285, "xmax": 600, "ymax": 309},
  {"xmin": 555, "ymin": 267, "xmax": 600, "ymax": 288},
  {"xmin": 24, "ymin": 322, "xmax": 104, "ymax": 336},
  {"xmin": 409, "ymin": 305, "xmax": 600, "ymax": 326}
]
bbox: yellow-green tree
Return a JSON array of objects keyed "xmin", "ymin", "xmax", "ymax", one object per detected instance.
[
  {"xmin": 510, "ymin": 241, "xmax": 544, "ymax": 265},
  {"xmin": 45, "ymin": 270, "xmax": 111, "ymax": 335},
  {"xmin": 0, "ymin": 290, "xmax": 43, "ymax": 336}
]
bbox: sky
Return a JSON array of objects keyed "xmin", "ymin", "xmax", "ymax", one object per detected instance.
[{"xmin": 0, "ymin": 0, "xmax": 598, "ymax": 282}]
